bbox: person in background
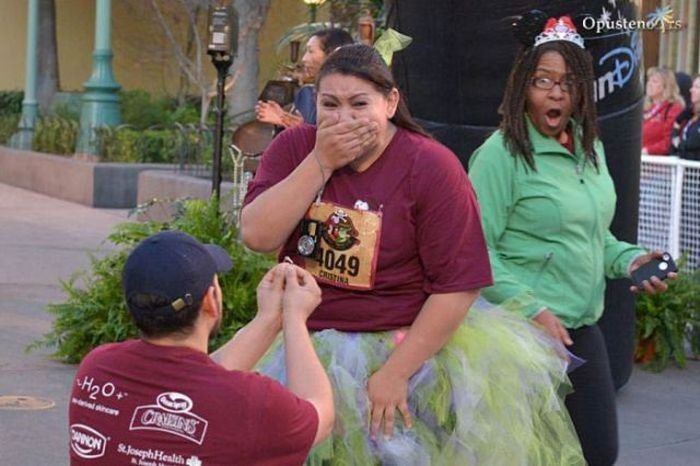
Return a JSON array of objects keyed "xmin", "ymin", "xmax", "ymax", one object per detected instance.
[
  {"xmin": 672, "ymin": 74, "xmax": 700, "ymax": 161},
  {"xmin": 642, "ymin": 67, "xmax": 685, "ymax": 155},
  {"xmin": 671, "ymin": 74, "xmax": 700, "ymax": 269},
  {"xmin": 256, "ymin": 28, "xmax": 354, "ymax": 129},
  {"xmin": 468, "ymin": 15, "xmax": 675, "ymax": 466},
  {"xmin": 69, "ymin": 230, "xmax": 333, "ymax": 465},
  {"xmin": 241, "ymin": 43, "xmax": 584, "ymax": 465},
  {"xmin": 675, "ymin": 71, "xmax": 693, "ymax": 111}
]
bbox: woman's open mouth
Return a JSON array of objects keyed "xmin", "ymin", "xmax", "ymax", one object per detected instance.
[{"xmin": 545, "ymin": 109, "xmax": 563, "ymax": 127}]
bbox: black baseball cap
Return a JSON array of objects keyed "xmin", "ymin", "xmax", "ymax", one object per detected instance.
[{"xmin": 123, "ymin": 230, "xmax": 233, "ymax": 317}]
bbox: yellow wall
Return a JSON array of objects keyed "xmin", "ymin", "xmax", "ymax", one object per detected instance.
[
  {"xmin": 260, "ymin": 0, "xmax": 309, "ymax": 84},
  {"xmin": 57, "ymin": 0, "xmax": 94, "ymax": 91},
  {"xmin": 0, "ymin": 0, "xmax": 30, "ymax": 90},
  {"xmin": 0, "ymin": 0, "xmax": 307, "ymax": 94}
]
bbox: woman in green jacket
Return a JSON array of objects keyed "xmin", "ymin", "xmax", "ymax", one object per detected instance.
[{"xmin": 468, "ymin": 14, "xmax": 674, "ymax": 466}]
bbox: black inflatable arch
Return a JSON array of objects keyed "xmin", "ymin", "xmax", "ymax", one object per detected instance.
[{"xmin": 390, "ymin": 0, "xmax": 643, "ymax": 389}]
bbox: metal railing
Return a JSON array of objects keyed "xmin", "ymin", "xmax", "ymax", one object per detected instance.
[{"xmin": 638, "ymin": 154, "xmax": 700, "ymax": 270}]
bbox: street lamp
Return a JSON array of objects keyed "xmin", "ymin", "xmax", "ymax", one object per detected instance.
[
  {"xmin": 206, "ymin": 3, "xmax": 238, "ymax": 200},
  {"xmin": 303, "ymin": 0, "xmax": 326, "ymax": 23}
]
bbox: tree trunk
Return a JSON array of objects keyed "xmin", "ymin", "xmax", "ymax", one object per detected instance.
[
  {"xmin": 37, "ymin": 0, "xmax": 60, "ymax": 114},
  {"xmin": 227, "ymin": 0, "xmax": 271, "ymax": 124},
  {"xmin": 177, "ymin": 4, "xmax": 203, "ymax": 107}
]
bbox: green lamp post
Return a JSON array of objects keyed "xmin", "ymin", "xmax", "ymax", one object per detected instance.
[
  {"xmin": 75, "ymin": 0, "xmax": 121, "ymax": 157},
  {"xmin": 303, "ymin": 0, "xmax": 326, "ymax": 23},
  {"xmin": 10, "ymin": 0, "xmax": 39, "ymax": 150}
]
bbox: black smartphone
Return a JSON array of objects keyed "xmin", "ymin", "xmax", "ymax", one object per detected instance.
[{"xmin": 631, "ymin": 253, "xmax": 678, "ymax": 287}]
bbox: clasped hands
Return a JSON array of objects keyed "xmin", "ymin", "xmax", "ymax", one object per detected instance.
[{"xmin": 255, "ymin": 263, "xmax": 321, "ymax": 327}]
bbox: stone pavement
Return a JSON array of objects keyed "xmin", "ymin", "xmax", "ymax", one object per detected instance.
[
  {"xmin": 1, "ymin": 182, "xmax": 699, "ymax": 465},
  {"xmin": 0, "ymin": 183, "xmax": 128, "ymax": 466}
]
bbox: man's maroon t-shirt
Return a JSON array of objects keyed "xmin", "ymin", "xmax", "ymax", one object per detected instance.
[
  {"xmin": 244, "ymin": 125, "xmax": 493, "ymax": 331},
  {"xmin": 69, "ymin": 340, "xmax": 318, "ymax": 465}
]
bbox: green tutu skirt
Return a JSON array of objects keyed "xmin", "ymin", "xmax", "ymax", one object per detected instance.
[{"xmin": 257, "ymin": 304, "xmax": 585, "ymax": 465}]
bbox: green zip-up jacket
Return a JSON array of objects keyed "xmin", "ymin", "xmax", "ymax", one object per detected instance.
[{"xmin": 468, "ymin": 120, "xmax": 645, "ymax": 329}]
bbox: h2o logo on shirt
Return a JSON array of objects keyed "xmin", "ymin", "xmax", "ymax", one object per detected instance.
[{"xmin": 70, "ymin": 423, "xmax": 108, "ymax": 459}]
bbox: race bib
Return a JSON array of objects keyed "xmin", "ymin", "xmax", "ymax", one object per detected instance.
[{"xmin": 298, "ymin": 201, "xmax": 382, "ymax": 290}]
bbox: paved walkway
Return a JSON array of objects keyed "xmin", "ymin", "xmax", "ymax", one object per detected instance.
[
  {"xmin": 0, "ymin": 183, "xmax": 128, "ymax": 466},
  {"xmin": 0, "ymin": 182, "xmax": 699, "ymax": 465}
]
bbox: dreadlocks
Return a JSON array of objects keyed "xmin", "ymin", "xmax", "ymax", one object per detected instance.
[{"xmin": 499, "ymin": 41, "xmax": 598, "ymax": 171}]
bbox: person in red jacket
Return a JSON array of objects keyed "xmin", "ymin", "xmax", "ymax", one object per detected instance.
[{"xmin": 642, "ymin": 67, "xmax": 685, "ymax": 155}]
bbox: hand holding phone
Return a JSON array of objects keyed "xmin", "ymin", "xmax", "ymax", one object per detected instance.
[{"xmin": 630, "ymin": 252, "xmax": 678, "ymax": 289}]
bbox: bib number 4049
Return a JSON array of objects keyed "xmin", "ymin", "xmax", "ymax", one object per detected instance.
[{"xmin": 318, "ymin": 247, "xmax": 360, "ymax": 277}]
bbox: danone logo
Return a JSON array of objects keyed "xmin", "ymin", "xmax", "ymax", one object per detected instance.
[
  {"xmin": 130, "ymin": 392, "xmax": 208, "ymax": 445},
  {"xmin": 70, "ymin": 424, "xmax": 107, "ymax": 459}
]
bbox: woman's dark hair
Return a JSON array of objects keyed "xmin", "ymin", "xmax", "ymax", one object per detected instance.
[
  {"xmin": 500, "ymin": 40, "xmax": 598, "ymax": 170},
  {"xmin": 692, "ymin": 74, "xmax": 700, "ymax": 114},
  {"xmin": 312, "ymin": 28, "xmax": 355, "ymax": 55},
  {"xmin": 316, "ymin": 44, "xmax": 430, "ymax": 137},
  {"xmin": 675, "ymin": 71, "xmax": 692, "ymax": 110}
]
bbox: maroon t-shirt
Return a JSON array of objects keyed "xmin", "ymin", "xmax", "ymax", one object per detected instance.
[
  {"xmin": 244, "ymin": 125, "xmax": 493, "ymax": 331},
  {"xmin": 69, "ymin": 340, "xmax": 318, "ymax": 466}
]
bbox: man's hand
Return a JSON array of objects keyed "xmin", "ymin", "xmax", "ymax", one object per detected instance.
[
  {"xmin": 254, "ymin": 263, "xmax": 288, "ymax": 329},
  {"xmin": 210, "ymin": 263, "xmax": 288, "ymax": 370},
  {"xmin": 282, "ymin": 265, "xmax": 321, "ymax": 321},
  {"xmin": 255, "ymin": 100, "xmax": 285, "ymax": 126},
  {"xmin": 312, "ymin": 113, "xmax": 379, "ymax": 171},
  {"xmin": 279, "ymin": 110, "xmax": 304, "ymax": 128},
  {"xmin": 280, "ymin": 265, "xmax": 333, "ymax": 447},
  {"xmin": 533, "ymin": 309, "xmax": 573, "ymax": 346},
  {"xmin": 629, "ymin": 251, "xmax": 678, "ymax": 294}
]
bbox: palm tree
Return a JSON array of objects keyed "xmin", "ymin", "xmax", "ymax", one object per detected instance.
[
  {"xmin": 37, "ymin": 0, "xmax": 60, "ymax": 114},
  {"xmin": 227, "ymin": 0, "xmax": 272, "ymax": 123}
]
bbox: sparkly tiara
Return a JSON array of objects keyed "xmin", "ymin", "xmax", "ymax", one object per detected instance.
[{"xmin": 534, "ymin": 16, "xmax": 585, "ymax": 49}]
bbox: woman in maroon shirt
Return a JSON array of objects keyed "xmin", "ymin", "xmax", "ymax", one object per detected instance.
[{"xmin": 241, "ymin": 44, "xmax": 583, "ymax": 464}]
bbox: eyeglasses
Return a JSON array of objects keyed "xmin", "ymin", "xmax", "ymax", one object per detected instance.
[{"xmin": 531, "ymin": 76, "xmax": 575, "ymax": 93}]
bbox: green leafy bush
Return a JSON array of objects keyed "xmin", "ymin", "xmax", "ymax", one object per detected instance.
[
  {"xmin": 51, "ymin": 101, "xmax": 81, "ymax": 121},
  {"xmin": 32, "ymin": 116, "xmax": 79, "ymax": 155},
  {"xmin": 49, "ymin": 92, "xmax": 82, "ymax": 120},
  {"xmin": 121, "ymin": 90, "xmax": 174, "ymax": 130},
  {"xmin": 96, "ymin": 126, "xmax": 182, "ymax": 163},
  {"xmin": 169, "ymin": 104, "xmax": 201, "ymax": 125},
  {"xmin": 0, "ymin": 90, "xmax": 23, "ymax": 144},
  {"xmin": 0, "ymin": 90, "xmax": 23, "ymax": 116},
  {"xmin": 635, "ymin": 260, "xmax": 700, "ymax": 371},
  {"xmin": 0, "ymin": 114, "xmax": 20, "ymax": 145},
  {"xmin": 93, "ymin": 89, "xmax": 204, "ymax": 163},
  {"xmin": 138, "ymin": 128, "xmax": 180, "ymax": 163},
  {"xmin": 120, "ymin": 90, "xmax": 201, "ymax": 129},
  {"xmin": 30, "ymin": 196, "xmax": 275, "ymax": 363}
]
